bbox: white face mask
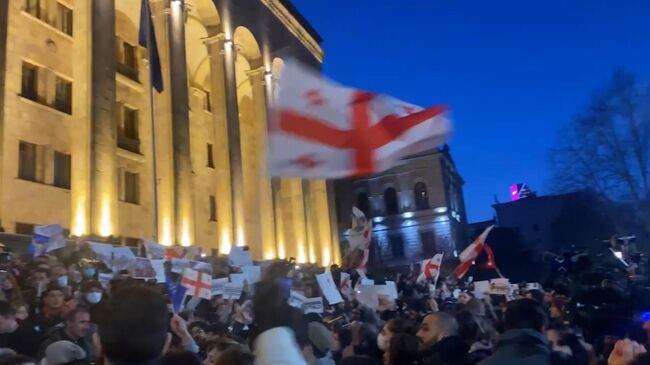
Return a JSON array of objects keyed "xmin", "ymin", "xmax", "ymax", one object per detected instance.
[
  {"xmin": 85, "ymin": 292, "xmax": 102, "ymax": 304},
  {"xmin": 57, "ymin": 276, "xmax": 68, "ymax": 287},
  {"xmin": 377, "ymin": 333, "xmax": 387, "ymax": 351}
]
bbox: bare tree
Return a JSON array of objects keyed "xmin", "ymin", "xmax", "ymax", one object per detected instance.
[{"xmin": 550, "ymin": 69, "xmax": 650, "ymax": 233}]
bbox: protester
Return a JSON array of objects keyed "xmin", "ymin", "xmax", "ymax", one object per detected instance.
[
  {"xmin": 43, "ymin": 340, "xmax": 87, "ymax": 365},
  {"xmin": 417, "ymin": 312, "xmax": 468, "ymax": 365},
  {"xmin": 37, "ymin": 307, "xmax": 92, "ymax": 363},
  {"xmin": 384, "ymin": 334, "xmax": 420, "ymax": 365}
]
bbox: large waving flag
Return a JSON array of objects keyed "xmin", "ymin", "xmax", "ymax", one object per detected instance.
[
  {"xmin": 268, "ymin": 59, "xmax": 451, "ymax": 178},
  {"xmin": 454, "ymin": 225, "xmax": 495, "ymax": 279},
  {"xmin": 139, "ymin": 0, "xmax": 163, "ymax": 92}
]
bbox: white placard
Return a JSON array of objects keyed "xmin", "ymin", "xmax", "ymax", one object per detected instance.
[
  {"xmin": 89, "ymin": 242, "xmax": 114, "ymax": 267},
  {"xmin": 361, "ymin": 278, "xmax": 375, "ymax": 285},
  {"xmin": 112, "ymin": 247, "xmax": 136, "ymax": 271},
  {"xmin": 151, "ymin": 259, "xmax": 167, "ymax": 283},
  {"xmin": 242, "ymin": 266, "xmax": 262, "ymax": 284},
  {"xmin": 223, "ymin": 283, "xmax": 243, "ymax": 300},
  {"xmin": 228, "ymin": 246, "xmax": 253, "ymax": 267},
  {"xmin": 303, "ymin": 297, "xmax": 324, "ymax": 314},
  {"xmin": 229, "ymin": 273, "xmax": 245, "ymax": 285},
  {"xmin": 98, "ymin": 272, "xmax": 114, "ymax": 288},
  {"xmin": 384, "ymin": 281, "xmax": 399, "ymax": 301},
  {"xmin": 211, "ymin": 277, "xmax": 229, "ymax": 296},
  {"xmin": 171, "ymin": 258, "xmax": 191, "ymax": 274},
  {"xmin": 144, "ymin": 242, "xmax": 166, "ymax": 260},
  {"xmin": 316, "ymin": 272, "xmax": 343, "ymax": 305},
  {"xmin": 288, "ymin": 290, "xmax": 306, "ymax": 309},
  {"xmin": 490, "ymin": 278, "xmax": 510, "ymax": 295},
  {"xmin": 473, "ymin": 280, "xmax": 490, "ymax": 299},
  {"xmin": 526, "ymin": 282, "xmax": 542, "ymax": 290},
  {"xmin": 355, "ymin": 285, "xmax": 380, "ymax": 310}
]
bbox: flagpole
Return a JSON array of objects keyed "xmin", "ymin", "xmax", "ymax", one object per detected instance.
[{"xmin": 145, "ymin": 0, "xmax": 160, "ymax": 243}]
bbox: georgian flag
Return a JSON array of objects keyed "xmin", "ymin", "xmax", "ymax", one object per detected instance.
[
  {"xmin": 417, "ymin": 253, "xmax": 443, "ymax": 284},
  {"xmin": 181, "ymin": 268, "xmax": 212, "ymax": 299},
  {"xmin": 268, "ymin": 59, "xmax": 452, "ymax": 178},
  {"xmin": 339, "ymin": 272, "xmax": 352, "ymax": 298},
  {"xmin": 454, "ymin": 226, "xmax": 495, "ymax": 279}
]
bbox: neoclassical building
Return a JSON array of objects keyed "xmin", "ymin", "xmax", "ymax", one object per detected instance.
[
  {"xmin": 335, "ymin": 146, "xmax": 467, "ymax": 269},
  {"xmin": 0, "ymin": 0, "xmax": 340, "ymax": 265}
]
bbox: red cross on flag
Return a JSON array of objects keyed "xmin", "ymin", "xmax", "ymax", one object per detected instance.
[
  {"xmin": 454, "ymin": 225, "xmax": 495, "ymax": 279},
  {"xmin": 417, "ymin": 253, "xmax": 443, "ymax": 284},
  {"xmin": 339, "ymin": 272, "xmax": 352, "ymax": 298},
  {"xmin": 268, "ymin": 59, "xmax": 452, "ymax": 178},
  {"xmin": 181, "ymin": 268, "xmax": 212, "ymax": 299}
]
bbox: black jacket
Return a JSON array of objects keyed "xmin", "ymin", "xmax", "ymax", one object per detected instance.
[
  {"xmin": 0, "ymin": 320, "xmax": 42, "ymax": 357},
  {"xmin": 421, "ymin": 335, "xmax": 469, "ymax": 365},
  {"xmin": 477, "ymin": 329, "xmax": 570, "ymax": 365}
]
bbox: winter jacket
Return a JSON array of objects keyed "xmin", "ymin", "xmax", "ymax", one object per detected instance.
[
  {"xmin": 477, "ymin": 329, "xmax": 569, "ymax": 365},
  {"xmin": 421, "ymin": 335, "xmax": 469, "ymax": 365}
]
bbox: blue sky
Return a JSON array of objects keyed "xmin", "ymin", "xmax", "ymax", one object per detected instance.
[{"xmin": 291, "ymin": 0, "xmax": 650, "ymax": 222}]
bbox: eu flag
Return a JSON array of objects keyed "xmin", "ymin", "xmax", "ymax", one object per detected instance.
[{"xmin": 139, "ymin": 0, "xmax": 163, "ymax": 92}]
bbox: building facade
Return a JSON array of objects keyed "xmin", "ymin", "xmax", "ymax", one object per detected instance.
[
  {"xmin": 0, "ymin": 0, "xmax": 340, "ymax": 265},
  {"xmin": 334, "ymin": 146, "xmax": 467, "ymax": 268}
]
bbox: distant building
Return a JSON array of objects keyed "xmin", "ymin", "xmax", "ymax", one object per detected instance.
[
  {"xmin": 493, "ymin": 191, "xmax": 615, "ymax": 254},
  {"xmin": 334, "ymin": 146, "xmax": 467, "ymax": 268}
]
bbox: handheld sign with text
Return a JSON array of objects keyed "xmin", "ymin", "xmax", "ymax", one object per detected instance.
[
  {"xmin": 229, "ymin": 246, "xmax": 253, "ymax": 267},
  {"xmin": 211, "ymin": 278, "xmax": 229, "ymax": 296},
  {"xmin": 223, "ymin": 283, "xmax": 243, "ymax": 300},
  {"xmin": 316, "ymin": 271, "xmax": 343, "ymax": 305},
  {"xmin": 288, "ymin": 290, "xmax": 306, "ymax": 309},
  {"xmin": 303, "ymin": 297, "xmax": 324, "ymax": 314}
]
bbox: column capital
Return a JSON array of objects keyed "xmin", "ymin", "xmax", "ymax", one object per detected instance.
[{"xmin": 202, "ymin": 32, "xmax": 226, "ymax": 46}]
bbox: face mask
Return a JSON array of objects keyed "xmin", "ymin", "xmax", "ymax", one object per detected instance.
[
  {"xmin": 82, "ymin": 268, "xmax": 96, "ymax": 278},
  {"xmin": 56, "ymin": 276, "xmax": 68, "ymax": 287},
  {"xmin": 377, "ymin": 333, "xmax": 387, "ymax": 351},
  {"xmin": 85, "ymin": 292, "xmax": 102, "ymax": 304}
]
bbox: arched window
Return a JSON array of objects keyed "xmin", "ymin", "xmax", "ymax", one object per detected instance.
[
  {"xmin": 384, "ymin": 188, "xmax": 399, "ymax": 215},
  {"xmin": 356, "ymin": 192, "xmax": 370, "ymax": 217},
  {"xmin": 414, "ymin": 182, "xmax": 430, "ymax": 210}
]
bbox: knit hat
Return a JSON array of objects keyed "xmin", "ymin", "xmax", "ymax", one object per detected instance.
[
  {"xmin": 45, "ymin": 341, "xmax": 86, "ymax": 365},
  {"xmin": 308, "ymin": 322, "xmax": 332, "ymax": 353}
]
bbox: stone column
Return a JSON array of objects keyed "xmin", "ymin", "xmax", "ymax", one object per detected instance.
[
  {"xmin": 167, "ymin": 0, "xmax": 194, "ymax": 245},
  {"xmin": 222, "ymin": 38, "xmax": 245, "ymax": 247},
  {"xmin": 204, "ymin": 34, "xmax": 233, "ymax": 254},
  {"xmin": 247, "ymin": 66, "xmax": 275, "ymax": 259},
  {"xmin": 327, "ymin": 180, "xmax": 341, "ymax": 263},
  {"xmin": 89, "ymin": 0, "xmax": 117, "ymax": 237},
  {"xmin": 302, "ymin": 180, "xmax": 317, "ymax": 264}
]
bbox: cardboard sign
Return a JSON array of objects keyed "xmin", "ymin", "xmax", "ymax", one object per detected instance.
[
  {"xmin": 490, "ymin": 278, "xmax": 510, "ymax": 295},
  {"xmin": 89, "ymin": 242, "xmax": 114, "ymax": 268},
  {"xmin": 241, "ymin": 266, "xmax": 262, "ymax": 284},
  {"xmin": 303, "ymin": 297, "xmax": 324, "ymax": 314},
  {"xmin": 316, "ymin": 271, "xmax": 343, "ymax": 305},
  {"xmin": 228, "ymin": 246, "xmax": 253, "ymax": 267},
  {"xmin": 211, "ymin": 277, "xmax": 229, "ymax": 296},
  {"xmin": 229, "ymin": 273, "xmax": 246, "ymax": 285},
  {"xmin": 112, "ymin": 247, "xmax": 136, "ymax": 271},
  {"xmin": 98, "ymin": 273, "xmax": 114, "ymax": 288},
  {"xmin": 223, "ymin": 283, "xmax": 243, "ymax": 300},
  {"xmin": 288, "ymin": 290, "xmax": 306, "ymax": 309}
]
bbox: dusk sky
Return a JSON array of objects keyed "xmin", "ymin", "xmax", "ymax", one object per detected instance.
[{"xmin": 291, "ymin": 0, "xmax": 650, "ymax": 222}]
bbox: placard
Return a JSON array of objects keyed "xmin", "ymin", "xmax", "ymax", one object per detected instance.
[
  {"xmin": 316, "ymin": 272, "xmax": 343, "ymax": 305},
  {"xmin": 228, "ymin": 246, "xmax": 253, "ymax": 267},
  {"xmin": 211, "ymin": 277, "xmax": 229, "ymax": 296},
  {"xmin": 171, "ymin": 258, "xmax": 191, "ymax": 274},
  {"xmin": 242, "ymin": 266, "xmax": 261, "ymax": 284},
  {"xmin": 98, "ymin": 272, "xmax": 114, "ymax": 288},
  {"xmin": 473, "ymin": 280, "xmax": 490, "ymax": 299},
  {"xmin": 132, "ymin": 257, "xmax": 156, "ymax": 279},
  {"xmin": 229, "ymin": 273, "xmax": 245, "ymax": 285},
  {"xmin": 355, "ymin": 285, "xmax": 380, "ymax": 310},
  {"xmin": 144, "ymin": 242, "xmax": 166, "ymax": 260},
  {"xmin": 303, "ymin": 297, "xmax": 324, "ymax": 314},
  {"xmin": 288, "ymin": 290, "xmax": 306, "ymax": 309},
  {"xmin": 112, "ymin": 247, "xmax": 136, "ymax": 272},
  {"xmin": 151, "ymin": 259, "xmax": 167, "ymax": 283},
  {"xmin": 223, "ymin": 283, "xmax": 243, "ymax": 300}
]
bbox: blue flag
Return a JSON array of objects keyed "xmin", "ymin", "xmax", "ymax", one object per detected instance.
[
  {"xmin": 139, "ymin": 0, "xmax": 163, "ymax": 92},
  {"xmin": 166, "ymin": 278, "xmax": 187, "ymax": 313}
]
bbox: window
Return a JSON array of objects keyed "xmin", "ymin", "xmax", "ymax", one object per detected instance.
[
  {"xmin": 15, "ymin": 222, "xmax": 35, "ymax": 235},
  {"xmin": 123, "ymin": 171, "xmax": 139, "ymax": 204},
  {"xmin": 18, "ymin": 141, "xmax": 37, "ymax": 181},
  {"xmin": 206, "ymin": 143, "xmax": 214, "ymax": 168},
  {"xmin": 21, "ymin": 62, "xmax": 38, "ymax": 102},
  {"xmin": 53, "ymin": 151, "xmax": 71, "ymax": 189},
  {"xmin": 414, "ymin": 182, "xmax": 430, "ymax": 210},
  {"xmin": 54, "ymin": 77, "xmax": 72, "ymax": 114},
  {"xmin": 116, "ymin": 38, "xmax": 139, "ymax": 81},
  {"xmin": 384, "ymin": 187, "xmax": 399, "ymax": 215},
  {"xmin": 118, "ymin": 105, "xmax": 140, "ymax": 153},
  {"xmin": 123, "ymin": 237, "xmax": 141, "ymax": 248},
  {"xmin": 25, "ymin": 0, "xmax": 40, "ymax": 18},
  {"xmin": 204, "ymin": 91, "xmax": 212, "ymax": 111},
  {"xmin": 388, "ymin": 233, "xmax": 405, "ymax": 258},
  {"xmin": 56, "ymin": 3, "xmax": 73, "ymax": 36},
  {"xmin": 209, "ymin": 195, "xmax": 217, "ymax": 221}
]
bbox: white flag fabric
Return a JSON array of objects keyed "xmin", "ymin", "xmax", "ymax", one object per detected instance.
[
  {"xmin": 268, "ymin": 59, "xmax": 452, "ymax": 178},
  {"xmin": 181, "ymin": 268, "xmax": 212, "ymax": 299},
  {"xmin": 417, "ymin": 253, "xmax": 443, "ymax": 284}
]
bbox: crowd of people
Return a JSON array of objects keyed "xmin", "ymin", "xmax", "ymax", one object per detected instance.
[{"xmin": 0, "ymin": 241, "xmax": 647, "ymax": 365}]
